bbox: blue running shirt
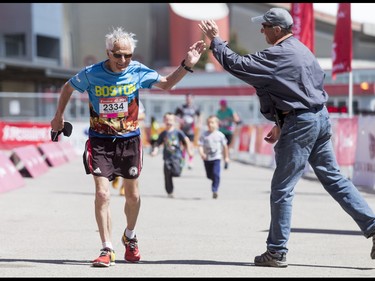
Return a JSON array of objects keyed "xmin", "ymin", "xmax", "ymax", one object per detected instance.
[{"xmin": 69, "ymin": 60, "xmax": 160, "ymax": 138}]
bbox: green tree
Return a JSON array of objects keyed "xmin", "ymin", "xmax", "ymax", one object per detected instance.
[
  {"xmin": 229, "ymin": 32, "xmax": 249, "ymax": 55},
  {"xmin": 194, "ymin": 34, "xmax": 209, "ymax": 70},
  {"xmin": 195, "ymin": 32, "xmax": 249, "ymax": 70}
]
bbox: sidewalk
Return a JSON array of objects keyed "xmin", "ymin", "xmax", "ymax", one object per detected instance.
[{"xmin": 1, "ymin": 151, "xmax": 375, "ymax": 277}]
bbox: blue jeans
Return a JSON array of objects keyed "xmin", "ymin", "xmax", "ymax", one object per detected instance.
[
  {"xmin": 204, "ymin": 159, "xmax": 221, "ymax": 192},
  {"xmin": 268, "ymin": 106, "xmax": 375, "ymax": 253}
]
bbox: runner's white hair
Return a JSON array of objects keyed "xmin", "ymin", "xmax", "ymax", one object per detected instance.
[{"xmin": 105, "ymin": 26, "xmax": 138, "ymax": 52}]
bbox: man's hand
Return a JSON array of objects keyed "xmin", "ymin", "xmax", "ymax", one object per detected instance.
[
  {"xmin": 264, "ymin": 125, "xmax": 281, "ymax": 144},
  {"xmin": 199, "ymin": 20, "xmax": 220, "ymax": 41}
]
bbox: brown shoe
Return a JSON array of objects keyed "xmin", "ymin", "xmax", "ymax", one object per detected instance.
[{"xmin": 254, "ymin": 250, "xmax": 287, "ymax": 268}]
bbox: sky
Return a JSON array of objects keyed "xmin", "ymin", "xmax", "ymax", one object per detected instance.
[{"xmin": 313, "ymin": 3, "xmax": 375, "ymax": 25}]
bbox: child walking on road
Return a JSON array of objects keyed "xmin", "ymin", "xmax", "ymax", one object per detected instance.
[
  {"xmin": 198, "ymin": 115, "xmax": 229, "ymax": 199},
  {"xmin": 151, "ymin": 112, "xmax": 193, "ymax": 198}
]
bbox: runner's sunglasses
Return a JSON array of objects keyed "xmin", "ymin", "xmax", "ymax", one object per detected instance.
[{"xmin": 110, "ymin": 51, "xmax": 133, "ymax": 59}]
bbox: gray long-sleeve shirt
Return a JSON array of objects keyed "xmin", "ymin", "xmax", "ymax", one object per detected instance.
[{"xmin": 210, "ymin": 36, "xmax": 328, "ymax": 122}]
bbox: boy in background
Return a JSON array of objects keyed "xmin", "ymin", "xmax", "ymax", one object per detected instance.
[
  {"xmin": 151, "ymin": 113, "xmax": 193, "ymax": 198},
  {"xmin": 198, "ymin": 115, "xmax": 229, "ymax": 199}
]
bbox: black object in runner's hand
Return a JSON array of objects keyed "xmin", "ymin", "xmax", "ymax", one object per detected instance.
[{"xmin": 51, "ymin": 121, "xmax": 73, "ymax": 142}]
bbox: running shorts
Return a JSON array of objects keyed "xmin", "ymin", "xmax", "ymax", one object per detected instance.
[{"xmin": 83, "ymin": 135, "xmax": 143, "ymax": 181}]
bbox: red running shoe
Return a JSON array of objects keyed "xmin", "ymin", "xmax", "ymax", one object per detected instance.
[
  {"xmin": 121, "ymin": 234, "xmax": 141, "ymax": 262},
  {"xmin": 92, "ymin": 248, "xmax": 116, "ymax": 267}
]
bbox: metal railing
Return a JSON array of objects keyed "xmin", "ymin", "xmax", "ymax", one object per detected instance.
[{"xmin": 0, "ymin": 91, "xmax": 263, "ymax": 126}]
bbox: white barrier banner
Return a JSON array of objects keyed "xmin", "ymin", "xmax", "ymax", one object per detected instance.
[
  {"xmin": 333, "ymin": 117, "xmax": 358, "ymax": 166},
  {"xmin": 64, "ymin": 122, "xmax": 90, "ymax": 154},
  {"xmin": 352, "ymin": 116, "xmax": 375, "ymax": 189}
]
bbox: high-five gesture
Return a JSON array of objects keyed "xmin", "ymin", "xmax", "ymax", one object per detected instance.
[
  {"xmin": 184, "ymin": 40, "xmax": 207, "ymax": 67},
  {"xmin": 199, "ymin": 20, "xmax": 220, "ymax": 41}
]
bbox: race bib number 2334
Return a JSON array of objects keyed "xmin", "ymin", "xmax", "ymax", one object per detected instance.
[{"xmin": 99, "ymin": 97, "xmax": 128, "ymax": 118}]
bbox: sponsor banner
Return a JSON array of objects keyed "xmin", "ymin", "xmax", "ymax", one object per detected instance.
[
  {"xmin": 38, "ymin": 142, "xmax": 68, "ymax": 167},
  {"xmin": 0, "ymin": 120, "xmax": 88, "ymax": 155},
  {"xmin": 332, "ymin": 3, "xmax": 352, "ymax": 78},
  {"xmin": 291, "ymin": 3, "xmax": 315, "ymax": 53},
  {"xmin": 0, "ymin": 121, "xmax": 51, "ymax": 149},
  {"xmin": 234, "ymin": 124, "xmax": 257, "ymax": 164},
  {"xmin": 254, "ymin": 123, "xmax": 275, "ymax": 167},
  {"xmin": 0, "ymin": 151, "xmax": 25, "ymax": 193},
  {"xmin": 58, "ymin": 141, "xmax": 78, "ymax": 162},
  {"xmin": 11, "ymin": 145, "xmax": 49, "ymax": 178},
  {"xmin": 238, "ymin": 125, "xmax": 252, "ymax": 152},
  {"xmin": 352, "ymin": 116, "xmax": 375, "ymax": 189}
]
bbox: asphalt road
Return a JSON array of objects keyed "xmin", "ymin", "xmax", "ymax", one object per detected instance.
[{"xmin": 1, "ymin": 150, "xmax": 375, "ymax": 278}]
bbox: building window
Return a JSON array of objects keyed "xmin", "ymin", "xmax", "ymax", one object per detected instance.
[
  {"xmin": 36, "ymin": 35, "xmax": 59, "ymax": 59},
  {"xmin": 5, "ymin": 34, "xmax": 26, "ymax": 57}
]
